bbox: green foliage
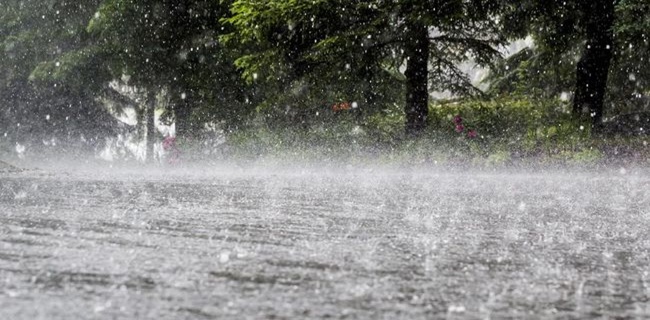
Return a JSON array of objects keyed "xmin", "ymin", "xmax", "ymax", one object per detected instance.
[
  {"xmin": 0, "ymin": 0, "xmax": 124, "ymax": 152},
  {"xmin": 2, "ymin": 0, "xmax": 649, "ymax": 161},
  {"xmin": 610, "ymin": 0, "xmax": 650, "ymax": 111},
  {"xmin": 221, "ymin": 95, "xmax": 645, "ymax": 166},
  {"xmin": 429, "ymin": 96, "xmax": 593, "ymax": 158},
  {"xmin": 486, "ymin": 1, "xmax": 585, "ymax": 100},
  {"xmin": 225, "ymin": 0, "xmax": 505, "ymax": 129},
  {"xmin": 365, "ymin": 103, "xmax": 406, "ymax": 145},
  {"xmin": 484, "ymin": 47, "xmax": 578, "ymax": 98},
  {"xmin": 487, "ymin": 0, "xmax": 650, "ymax": 120},
  {"xmin": 565, "ymin": 148, "xmax": 603, "ymax": 164},
  {"xmin": 84, "ymin": 0, "xmax": 259, "ymax": 135},
  {"xmin": 226, "ymin": 117, "xmax": 373, "ymax": 162},
  {"xmin": 30, "ymin": 45, "xmax": 112, "ymax": 91}
]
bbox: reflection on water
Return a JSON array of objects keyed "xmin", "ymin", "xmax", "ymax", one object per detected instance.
[{"xmin": 0, "ymin": 168, "xmax": 649, "ymax": 319}]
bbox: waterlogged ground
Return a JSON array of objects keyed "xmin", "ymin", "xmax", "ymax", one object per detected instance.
[{"xmin": 0, "ymin": 164, "xmax": 649, "ymax": 319}]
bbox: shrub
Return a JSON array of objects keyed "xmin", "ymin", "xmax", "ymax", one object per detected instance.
[
  {"xmin": 221, "ymin": 95, "xmax": 648, "ymax": 166},
  {"xmin": 428, "ymin": 95, "xmax": 593, "ymax": 159}
]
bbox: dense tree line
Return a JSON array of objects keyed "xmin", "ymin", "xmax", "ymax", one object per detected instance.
[{"xmin": 1, "ymin": 0, "xmax": 648, "ymax": 157}]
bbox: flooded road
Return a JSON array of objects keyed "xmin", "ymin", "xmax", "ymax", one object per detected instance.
[{"xmin": 1, "ymin": 166, "xmax": 649, "ymax": 319}]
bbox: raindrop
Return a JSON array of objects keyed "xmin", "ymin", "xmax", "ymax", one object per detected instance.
[
  {"xmin": 448, "ymin": 305, "xmax": 466, "ymax": 313},
  {"xmin": 13, "ymin": 190, "xmax": 27, "ymax": 200},
  {"xmin": 219, "ymin": 251, "xmax": 230, "ymax": 263},
  {"xmin": 517, "ymin": 202, "xmax": 526, "ymax": 211}
]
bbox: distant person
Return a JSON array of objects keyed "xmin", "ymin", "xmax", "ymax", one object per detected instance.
[{"xmin": 162, "ymin": 136, "xmax": 181, "ymax": 165}]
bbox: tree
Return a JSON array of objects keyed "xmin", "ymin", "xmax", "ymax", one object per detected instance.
[
  {"xmin": 0, "ymin": 0, "xmax": 124, "ymax": 155},
  {"xmin": 226, "ymin": 0, "xmax": 505, "ymax": 136},
  {"xmin": 489, "ymin": 0, "xmax": 649, "ymax": 131},
  {"xmin": 572, "ymin": 0, "xmax": 616, "ymax": 126},
  {"xmin": 86, "ymin": 0, "xmax": 256, "ymax": 141},
  {"xmin": 85, "ymin": 0, "xmax": 213, "ymax": 162},
  {"xmin": 611, "ymin": 0, "xmax": 650, "ymax": 109},
  {"xmin": 26, "ymin": 0, "xmax": 261, "ymax": 162}
]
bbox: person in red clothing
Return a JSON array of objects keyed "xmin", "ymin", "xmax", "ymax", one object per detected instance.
[{"xmin": 162, "ymin": 135, "xmax": 181, "ymax": 165}]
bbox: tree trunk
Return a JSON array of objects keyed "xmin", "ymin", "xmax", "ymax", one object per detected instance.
[
  {"xmin": 572, "ymin": 0, "xmax": 615, "ymax": 130},
  {"xmin": 145, "ymin": 91, "xmax": 156, "ymax": 163},
  {"xmin": 404, "ymin": 21, "xmax": 430, "ymax": 137},
  {"xmin": 174, "ymin": 93, "xmax": 191, "ymax": 140},
  {"xmin": 357, "ymin": 53, "xmax": 378, "ymax": 124}
]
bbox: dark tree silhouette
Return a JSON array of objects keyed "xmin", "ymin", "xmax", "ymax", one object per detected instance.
[{"xmin": 572, "ymin": 0, "xmax": 616, "ymax": 129}]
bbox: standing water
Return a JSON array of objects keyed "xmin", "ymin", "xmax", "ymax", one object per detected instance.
[{"xmin": 0, "ymin": 165, "xmax": 649, "ymax": 319}]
